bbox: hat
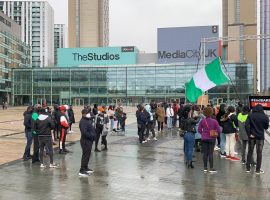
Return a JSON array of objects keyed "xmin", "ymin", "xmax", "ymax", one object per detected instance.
[
  {"xmin": 59, "ymin": 106, "xmax": 66, "ymax": 112},
  {"xmin": 81, "ymin": 108, "xmax": 90, "ymax": 115}
]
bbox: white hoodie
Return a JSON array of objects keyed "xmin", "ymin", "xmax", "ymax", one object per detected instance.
[{"xmin": 166, "ymin": 107, "xmax": 174, "ymax": 117}]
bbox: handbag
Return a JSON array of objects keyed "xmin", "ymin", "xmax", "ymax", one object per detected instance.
[{"xmin": 205, "ymin": 119, "xmax": 218, "ymax": 138}]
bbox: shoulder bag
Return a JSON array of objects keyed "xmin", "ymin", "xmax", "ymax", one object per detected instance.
[{"xmin": 205, "ymin": 119, "xmax": 218, "ymax": 138}]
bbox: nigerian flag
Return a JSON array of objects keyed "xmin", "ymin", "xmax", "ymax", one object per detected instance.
[{"xmin": 185, "ymin": 57, "xmax": 230, "ymax": 102}]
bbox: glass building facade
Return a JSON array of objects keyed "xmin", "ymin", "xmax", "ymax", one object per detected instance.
[
  {"xmin": 0, "ymin": 31, "xmax": 31, "ymax": 103},
  {"xmin": 12, "ymin": 63, "xmax": 253, "ymax": 106}
]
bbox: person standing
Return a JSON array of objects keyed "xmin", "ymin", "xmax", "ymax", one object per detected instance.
[
  {"xmin": 68, "ymin": 105, "xmax": 75, "ymax": 133},
  {"xmin": 183, "ymin": 105, "xmax": 199, "ymax": 168},
  {"xmin": 237, "ymin": 105, "xmax": 252, "ymax": 165},
  {"xmin": 23, "ymin": 106, "xmax": 33, "ymax": 161},
  {"xmin": 156, "ymin": 103, "xmax": 165, "ymax": 133},
  {"xmin": 198, "ymin": 107, "xmax": 221, "ymax": 173},
  {"xmin": 172, "ymin": 101, "xmax": 179, "ymax": 127},
  {"xmin": 145, "ymin": 104, "xmax": 157, "ymax": 141},
  {"xmin": 101, "ymin": 111, "xmax": 109, "ymax": 150},
  {"xmin": 216, "ymin": 104, "xmax": 227, "ymax": 158},
  {"xmin": 59, "ymin": 106, "xmax": 70, "ymax": 154},
  {"xmin": 94, "ymin": 111, "xmax": 104, "ymax": 152},
  {"xmin": 166, "ymin": 104, "xmax": 174, "ymax": 130},
  {"xmin": 245, "ymin": 104, "xmax": 269, "ymax": 174},
  {"xmin": 31, "ymin": 104, "xmax": 41, "ymax": 163},
  {"xmin": 34, "ymin": 108, "xmax": 57, "ymax": 168},
  {"xmin": 79, "ymin": 108, "xmax": 96, "ymax": 177},
  {"xmin": 137, "ymin": 105, "xmax": 147, "ymax": 143},
  {"xmin": 52, "ymin": 104, "xmax": 61, "ymax": 140},
  {"xmin": 221, "ymin": 106, "xmax": 240, "ymax": 161},
  {"xmin": 108, "ymin": 105, "xmax": 115, "ymax": 132}
]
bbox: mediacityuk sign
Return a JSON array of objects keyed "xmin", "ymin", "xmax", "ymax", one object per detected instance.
[{"xmin": 249, "ymin": 96, "xmax": 270, "ymax": 110}]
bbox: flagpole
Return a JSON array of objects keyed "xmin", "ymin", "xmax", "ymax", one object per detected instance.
[{"xmin": 219, "ymin": 57, "xmax": 241, "ymax": 101}]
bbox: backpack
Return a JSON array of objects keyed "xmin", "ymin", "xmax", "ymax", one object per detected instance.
[{"xmin": 95, "ymin": 114, "xmax": 104, "ymax": 129}]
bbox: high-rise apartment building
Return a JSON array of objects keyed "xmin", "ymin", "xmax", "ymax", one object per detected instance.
[
  {"xmin": 68, "ymin": 0, "xmax": 109, "ymax": 48},
  {"xmin": 0, "ymin": 11, "xmax": 31, "ymax": 103},
  {"xmin": 223, "ymin": 0, "xmax": 257, "ymax": 93},
  {"xmin": 54, "ymin": 24, "xmax": 66, "ymax": 65},
  {"xmin": 0, "ymin": 1, "xmax": 54, "ymax": 68},
  {"xmin": 260, "ymin": 0, "xmax": 270, "ymax": 94}
]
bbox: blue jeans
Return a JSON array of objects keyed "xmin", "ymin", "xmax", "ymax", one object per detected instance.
[
  {"xmin": 23, "ymin": 130, "xmax": 33, "ymax": 158},
  {"xmin": 167, "ymin": 117, "xmax": 173, "ymax": 129},
  {"xmin": 184, "ymin": 132, "xmax": 195, "ymax": 161},
  {"xmin": 220, "ymin": 132, "xmax": 226, "ymax": 154}
]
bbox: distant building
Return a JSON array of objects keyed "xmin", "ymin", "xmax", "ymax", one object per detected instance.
[
  {"xmin": 68, "ymin": 0, "xmax": 109, "ymax": 48},
  {"xmin": 54, "ymin": 24, "xmax": 66, "ymax": 65},
  {"xmin": 0, "ymin": 11, "xmax": 31, "ymax": 103},
  {"xmin": 260, "ymin": 0, "xmax": 270, "ymax": 94},
  {"xmin": 0, "ymin": 1, "xmax": 54, "ymax": 68},
  {"xmin": 222, "ymin": 0, "xmax": 257, "ymax": 93}
]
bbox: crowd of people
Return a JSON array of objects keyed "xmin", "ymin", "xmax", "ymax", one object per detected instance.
[
  {"xmin": 135, "ymin": 101, "xmax": 269, "ymax": 174},
  {"xmin": 22, "ymin": 101, "xmax": 269, "ymax": 177},
  {"xmin": 22, "ymin": 103, "xmax": 126, "ymax": 177}
]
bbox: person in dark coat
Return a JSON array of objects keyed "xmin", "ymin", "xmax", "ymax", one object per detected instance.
[
  {"xmin": 23, "ymin": 106, "xmax": 34, "ymax": 161},
  {"xmin": 245, "ymin": 104, "xmax": 269, "ymax": 174},
  {"xmin": 79, "ymin": 108, "xmax": 96, "ymax": 177},
  {"xmin": 68, "ymin": 105, "xmax": 75, "ymax": 133}
]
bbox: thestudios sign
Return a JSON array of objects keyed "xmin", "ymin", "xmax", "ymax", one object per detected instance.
[
  {"xmin": 58, "ymin": 47, "xmax": 138, "ymax": 67},
  {"xmin": 157, "ymin": 25, "xmax": 219, "ymax": 64}
]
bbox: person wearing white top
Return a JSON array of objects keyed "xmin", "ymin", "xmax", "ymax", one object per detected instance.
[{"xmin": 166, "ymin": 104, "xmax": 174, "ymax": 129}]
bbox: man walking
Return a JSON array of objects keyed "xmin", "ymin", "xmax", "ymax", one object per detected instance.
[
  {"xmin": 245, "ymin": 104, "xmax": 269, "ymax": 174},
  {"xmin": 79, "ymin": 108, "xmax": 96, "ymax": 177}
]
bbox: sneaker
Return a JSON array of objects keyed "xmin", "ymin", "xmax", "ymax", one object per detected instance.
[
  {"xmin": 49, "ymin": 163, "xmax": 59, "ymax": 168},
  {"xmin": 225, "ymin": 155, "xmax": 231, "ymax": 160},
  {"xmin": 94, "ymin": 149, "xmax": 101, "ymax": 152},
  {"xmin": 234, "ymin": 151, "xmax": 238, "ymax": 155},
  {"xmin": 230, "ymin": 157, "xmax": 240, "ymax": 161},
  {"xmin": 142, "ymin": 140, "xmax": 147, "ymax": 144},
  {"xmin": 214, "ymin": 146, "xmax": 220, "ymax": 151},
  {"xmin": 241, "ymin": 160, "xmax": 246, "ymax": 165},
  {"xmin": 79, "ymin": 171, "xmax": 89, "ymax": 177},
  {"xmin": 220, "ymin": 152, "xmax": 227, "ymax": 158},
  {"xmin": 153, "ymin": 137, "xmax": 157, "ymax": 141},
  {"xmin": 203, "ymin": 169, "xmax": 208, "ymax": 173},
  {"xmin": 86, "ymin": 168, "xmax": 94, "ymax": 174},
  {"xmin": 59, "ymin": 150, "xmax": 66, "ymax": 154},
  {"xmin": 255, "ymin": 170, "xmax": 264, "ymax": 175},
  {"xmin": 40, "ymin": 163, "xmax": 46, "ymax": 168},
  {"xmin": 209, "ymin": 169, "xmax": 217, "ymax": 173},
  {"xmin": 146, "ymin": 137, "xmax": 151, "ymax": 141},
  {"xmin": 246, "ymin": 169, "xmax": 251, "ymax": 173}
]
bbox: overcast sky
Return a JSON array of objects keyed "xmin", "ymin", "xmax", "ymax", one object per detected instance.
[{"xmin": 14, "ymin": 0, "xmax": 222, "ymax": 53}]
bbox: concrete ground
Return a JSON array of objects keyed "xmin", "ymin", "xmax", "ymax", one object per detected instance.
[{"xmin": 1, "ymin": 107, "xmax": 270, "ymax": 199}]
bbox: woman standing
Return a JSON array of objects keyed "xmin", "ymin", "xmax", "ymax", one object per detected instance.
[
  {"xmin": 108, "ymin": 105, "xmax": 115, "ymax": 132},
  {"xmin": 156, "ymin": 103, "xmax": 165, "ymax": 133},
  {"xmin": 198, "ymin": 107, "xmax": 221, "ymax": 173},
  {"xmin": 183, "ymin": 105, "xmax": 199, "ymax": 168},
  {"xmin": 166, "ymin": 104, "xmax": 174, "ymax": 130},
  {"xmin": 221, "ymin": 106, "xmax": 240, "ymax": 161}
]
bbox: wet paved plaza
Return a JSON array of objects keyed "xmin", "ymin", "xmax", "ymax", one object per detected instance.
[{"xmin": 1, "ymin": 120, "xmax": 270, "ymax": 200}]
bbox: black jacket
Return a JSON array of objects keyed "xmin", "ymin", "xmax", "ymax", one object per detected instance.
[
  {"xmin": 183, "ymin": 117, "xmax": 199, "ymax": 133},
  {"xmin": 137, "ymin": 111, "xmax": 147, "ymax": 125},
  {"xmin": 245, "ymin": 104, "xmax": 269, "ymax": 140},
  {"xmin": 68, "ymin": 109, "xmax": 75, "ymax": 123},
  {"xmin": 53, "ymin": 109, "xmax": 61, "ymax": 125},
  {"xmin": 23, "ymin": 111, "xmax": 32, "ymax": 131},
  {"xmin": 79, "ymin": 117, "xmax": 96, "ymax": 141},
  {"xmin": 34, "ymin": 114, "xmax": 55, "ymax": 137},
  {"xmin": 221, "ymin": 114, "xmax": 238, "ymax": 134}
]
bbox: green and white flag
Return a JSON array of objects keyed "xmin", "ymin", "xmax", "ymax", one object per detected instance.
[{"xmin": 185, "ymin": 57, "xmax": 229, "ymax": 102}]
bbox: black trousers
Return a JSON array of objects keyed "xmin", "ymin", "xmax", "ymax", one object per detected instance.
[
  {"xmin": 157, "ymin": 121, "xmax": 164, "ymax": 131},
  {"xmin": 32, "ymin": 134, "xmax": 40, "ymax": 162},
  {"xmin": 138, "ymin": 124, "xmax": 146, "ymax": 143},
  {"xmin": 80, "ymin": 139, "xmax": 93, "ymax": 172},
  {"xmin": 95, "ymin": 126, "xmax": 103, "ymax": 149},
  {"xmin": 202, "ymin": 140, "xmax": 215, "ymax": 169},
  {"xmin": 246, "ymin": 139, "xmax": 264, "ymax": 171},
  {"xmin": 39, "ymin": 136, "xmax": 53, "ymax": 164},
  {"xmin": 101, "ymin": 135, "xmax": 107, "ymax": 149},
  {"xmin": 53, "ymin": 124, "xmax": 60, "ymax": 139},
  {"xmin": 146, "ymin": 122, "xmax": 155, "ymax": 138}
]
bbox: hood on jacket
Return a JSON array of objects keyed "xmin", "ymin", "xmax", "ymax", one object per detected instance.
[
  {"xmin": 38, "ymin": 114, "xmax": 48, "ymax": 121},
  {"xmin": 252, "ymin": 104, "xmax": 264, "ymax": 113},
  {"xmin": 237, "ymin": 113, "xmax": 248, "ymax": 123}
]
